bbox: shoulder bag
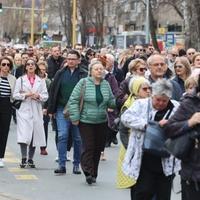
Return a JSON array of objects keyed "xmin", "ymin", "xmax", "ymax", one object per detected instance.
[
  {"xmin": 142, "ymin": 99, "xmax": 171, "ymax": 157},
  {"xmin": 12, "ymin": 77, "xmax": 23, "ymax": 110}
]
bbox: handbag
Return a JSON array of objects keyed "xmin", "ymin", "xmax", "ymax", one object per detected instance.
[
  {"xmin": 63, "ymin": 79, "xmax": 86, "ymax": 119},
  {"xmin": 142, "ymin": 99, "xmax": 171, "ymax": 157},
  {"xmin": 12, "ymin": 77, "xmax": 23, "ymax": 110},
  {"xmin": 164, "ymin": 129, "xmax": 200, "ymax": 161}
]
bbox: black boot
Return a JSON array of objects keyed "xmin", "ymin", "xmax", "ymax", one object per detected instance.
[{"xmin": 20, "ymin": 158, "xmax": 27, "ymax": 168}]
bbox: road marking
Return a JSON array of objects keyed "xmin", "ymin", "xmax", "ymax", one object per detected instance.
[
  {"xmin": 4, "ymin": 158, "xmax": 19, "ymax": 163},
  {"xmin": 14, "ymin": 175, "xmax": 38, "ymax": 180},
  {"xmin": 8, "ymin": 168, "xmax": 28, "ymax": 173}
]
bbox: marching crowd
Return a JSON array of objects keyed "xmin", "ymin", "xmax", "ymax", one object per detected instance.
[{"xmin": 0, "ymin": 43, "xmax": 200, "ymax": 200}]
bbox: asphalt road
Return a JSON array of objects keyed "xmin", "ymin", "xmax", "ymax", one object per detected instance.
[{"xmin": 0, "ymin": 121, "xmax": 181, "ymax": 200}]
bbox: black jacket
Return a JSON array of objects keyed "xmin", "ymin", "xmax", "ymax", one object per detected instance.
[
  {"xmin": 48, "ymin": 66, "xmax": 87, "ymax": 114},
  {"xmin": 165, "ymin": 93, "xmax": 200, "ymax": 182},
  {"xmin": 47, "ymin": 56, "xmax": 65, "ymax": 80}
]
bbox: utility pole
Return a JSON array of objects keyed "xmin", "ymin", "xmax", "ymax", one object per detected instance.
[
  {"xmin": 145, "ymin": 0, "xmax": 150, "ymax": 44},
  {"xmin": 30, "ymin": 0, "xmax": 35, "ymax": 46},
  {"xmin": 72, "ymin": 0, "xmax": 77, "ymax": 47}
]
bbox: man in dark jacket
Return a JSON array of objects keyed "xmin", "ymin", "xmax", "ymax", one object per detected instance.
[
  {"xmin": 47, "ymin": 46, "xmax": 65, "ymax": 80},
  {"xmin": 48, "ymin": 50, "xmax": 87, "ymax": 175}
]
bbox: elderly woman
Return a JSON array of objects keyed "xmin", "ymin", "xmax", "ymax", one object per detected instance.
[
  {"xmin": 13, "ymin": 58, "xmax": 48, "ymax": 168},
  {"xmin": 0, "ymin": 57, "xmax": 16, "ymax": 168},
  {"xmin": 165, "ymin": 74, "xmax": 200, "ymax": 200},
  {"xmin": 121, "ymin": 79, "xmax": 181, "ymax": 200},
  {"xmin": 67, "ymin": 61, "xmax": 115, "ymax": 185}
]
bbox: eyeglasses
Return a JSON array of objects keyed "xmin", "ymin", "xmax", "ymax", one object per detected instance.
[
  {"xmin": 141, "ymin": 87, "xmax": 151, "ymax": 91},
  {"xmin": 26, "ymin": 62, "xmax": 35, "ymax": 66},
  {"xmin": 151, "ymin": 63, "xmax": 166, "ymax": 67},
  {"xmin": 67, "ymin": 58, "xmax": 78, "ymax": 61},
  {"xmin": 135, "ymin": 49, "xmax": 144, "ymax": 52},
  {"xmin": 174, "ymin": 65, "xmax": 183, "ymax": 69},
  {"xmin": 138, "ymin": 68, "xmax": 147, "ymax": 72},
  {"xmin": 1, "ymin": 63, "xmax": 11, "ymax": 67},
  {"xmin": 188, "ymin": 52, "xmax": 195, "ymax": 55}
]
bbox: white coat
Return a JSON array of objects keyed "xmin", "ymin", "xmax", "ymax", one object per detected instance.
[{"xmin": 13, "ymin": 75, "xmax": 48, "ymax": 147}]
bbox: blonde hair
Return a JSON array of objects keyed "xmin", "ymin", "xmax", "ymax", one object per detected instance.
[
  {"xmin": 185, "ymin": 76, "xmax": 197, "ymax": 90},
  {"xmin": 128, "ymin": 58, "xmax": 146, "ymax": 73},
  {"xmin": 192, "ymin": 52, "xmax": 200, "ymax": 65}
]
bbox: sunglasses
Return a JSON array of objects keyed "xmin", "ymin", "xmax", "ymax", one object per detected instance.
[
  {"xmin": 1, "ymin": 63, "xmax": 11, "ymax": 67},
  {"xmin": 141, "ymin": 87, "xmax": 151, "ymax": 91},
  {"xmin": 135, "ymin": 49, "xmax": 144, "ymax": 52},
  {"xmin": 174, "ymin": 65, "xmax": 183, "ymax": 69},
  {"xmin": 172, "ymin": 54, "xmax": 178, "ymax": 57},
  {"xmin": 26, "ymin": 62, "xmax": 35, "ymax": 66},
  {"xmin": 188, "ymin": 52, "xmax": 195, "ymax": 55},
  {"xmin": 138, "ymin": 68, "xmax": 147, "ymax": 72}
]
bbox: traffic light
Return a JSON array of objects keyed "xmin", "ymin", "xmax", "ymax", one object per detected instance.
[{"xmin": 0, "ymin": 3, "xmax": 2, "ymax": 13}]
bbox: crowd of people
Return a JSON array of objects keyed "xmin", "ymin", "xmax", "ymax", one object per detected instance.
[{"xmin": 0, "ymin": 43, "xmax": 200, "ymax": 200}]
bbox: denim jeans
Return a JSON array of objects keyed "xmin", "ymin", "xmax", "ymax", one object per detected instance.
[{"xmin": 56, "ymin": 107, "xmax": 81, "ymax": 168}]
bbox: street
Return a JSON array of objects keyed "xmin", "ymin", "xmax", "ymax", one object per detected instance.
[{"xmin": 0, "ymin": 120, "xmax": 181, "ymax": 200}]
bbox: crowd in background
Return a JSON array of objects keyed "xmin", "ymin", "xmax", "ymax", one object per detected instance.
[{"xmin": 0, "ymin": 43, "xmax": 200, "ymax": 200}]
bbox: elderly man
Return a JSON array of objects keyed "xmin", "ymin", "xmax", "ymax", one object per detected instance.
[{"xmin": 147, "ymin": 54, "xmax": 182, "ymax": 101}]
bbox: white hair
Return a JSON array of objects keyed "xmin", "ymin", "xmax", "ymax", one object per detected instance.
[{"xmin": 152, "ymin": 79, "xmax": 172, "ymax": 98}]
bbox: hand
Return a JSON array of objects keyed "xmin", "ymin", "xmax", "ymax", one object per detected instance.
[
  {"xmin": 43, "ymin": 109, "xmax": 48, "ymax": 115},
  {"xmin": 107, "ymin": 108, "xmax": 114, "ymax": 112},
  {"xmin": 159, "ymin": 119, "xmax": 168, "ymax": 127},
  {"xmin": 188, "ymin": 112, "xmax": 200, "ymax": 127},
  {"xmin": 48, "ymin": 113, "xmax": 55, "ymax": 119},
  {"xmin": 31, "ymin": 93, "xmax": 40, "ymax": 100},
  {"xmin": 72, "ymin": 121, "xmax": 79, "ymax": 126},
  {"xmin": 25, "ymin": 92, "xmax": 34, "ymax": 98}
]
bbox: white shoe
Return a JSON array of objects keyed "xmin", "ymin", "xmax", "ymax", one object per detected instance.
[{"xmin": 0, "ymin": 158, "xmax": 4, "ymax": 168}]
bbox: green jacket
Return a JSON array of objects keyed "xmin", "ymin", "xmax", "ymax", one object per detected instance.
[{"xmin": 67, "ymin": 77, "xmax": 115, "ymax": 124}]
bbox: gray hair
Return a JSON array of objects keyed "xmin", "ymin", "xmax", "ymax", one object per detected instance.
[
  {"xmin": 88, "ymin": 61, "xmax": 103, "ymax": 76},
  {"xmin": 152, "ymin": 79, "xmax": 172, "ymax": 98}
]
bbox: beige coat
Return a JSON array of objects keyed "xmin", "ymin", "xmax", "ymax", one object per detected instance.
[{"xmin": 13, "ymin": 75, "xmax": 48, "ymax": 146}]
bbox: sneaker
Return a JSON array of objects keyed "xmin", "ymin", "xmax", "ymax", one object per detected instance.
[
  {"xmin": 40, "ymin": 149, "xmax": 48, "ymax": 155},
  {"xmin": 0, "ymin": 158, "xmax": 4, "ymax": 168},
  {"xmin": 112, "ymin": 137, "xmax": 118, "ymax": 145},
  {"xmin": 20, "ymin": 158, "xmax": 27, "ymax": 168},
  {"xmin": 92, "ymin": 177, "xmax": 96, "ymax": 183},
  {"xmin": 54, "ymin": 167, "xmax": 66, "ymax": 174},
  {"xmin": 27, "ymin": 159, "xmax": 36, "ymax": 168},
  {"xmin": 55, "ymin": 156, "xmax": 59, "ymax": 162},
  {"xmin": 73, "ymin": 166, "xmax": 81, "ymax": 175}
]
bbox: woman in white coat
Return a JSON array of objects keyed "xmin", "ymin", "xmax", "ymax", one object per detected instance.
[{"xmin": 13, "ymin": 58, "xmax": 48, "ymax": 168}]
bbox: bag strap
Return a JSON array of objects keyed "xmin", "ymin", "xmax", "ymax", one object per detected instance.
[{"xmin": 79, "ymin": 79, "xmax": 86, "ymax": 112}]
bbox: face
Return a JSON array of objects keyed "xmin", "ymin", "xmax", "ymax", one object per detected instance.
[
  {"xmin": 66, "ymin": 53, "xmax": 80, "ymax": 68},
  {"xmin": 91, "ymin": 63, "xmax": 104, "ymax": 79},
  {"xmin": 14, "ymin": 57, "xmax": 22, "ymax": 66},
  {"xmin": 152, "ymin": 95, "xmax": 170, "ymax": 111},
  {"xmin": 187, "ymin": 48, "xmax": 196, "ymax": 61},
  {"xmin": 194, "ymin": 55, "xmax": 200, "ymax": 68},
  {"xmin": 25, "ymin": 60, "xmax": 36, "ymax": 74},
  {"xmin": 21, "ymin": 54, "xmax": 29, "ymax": 65},
  {"xmin": 75, "ymin": 45, "xmax": 83, "ymax": 54},
  {"xmin": 0, "ymin": 59, "xmax": 11, "ymax": 74},
  {"xmin": 149, "ymin": 56, "xmax": 167, "ymax": 79},
  {"xmin": 38, "ymin": 64, "xmax": 46, "ymax": 77},
  {"xmin": 134, "ymin": 45, "xmax": 144, "ymax": 57},
  {"xmin": 39, "ymin": 56, "xmax": 45, "ymax": 62},
  {"xmin": 51, "ymin": 47, "xmax": 60, "ymax": 58},
  {"xmin": 137, "ymin": 83, "xmax": 151, "ymax": 98},
  {"xmin": 135, "ymin": 64, "xmax": 147, "ymax": 76},
  {"xmin": 186, "ymin": 83, "xmax": 196, "ymax": 94},
  {"xmin": 174, "ymin": 62, "xmax": 187, "ymax": 77}
]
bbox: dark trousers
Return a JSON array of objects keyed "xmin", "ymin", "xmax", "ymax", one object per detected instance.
[
  {"xmin": 41, "ymin": 114, "xmax": 50, "ymax": 149},
  {"xmin": 131, "ymin": 160, "xmax": 173, "ymax": 200},
  {"xmin": 181, "ymin": 179, "xmax": 200, "ymax": 200},
  {"xmin": 0, "ymin": 112, "xmax": 12, "ymax": 158},
  {"xmin": 79, "ymin": 122, "xmax": 107, "ymax": 178}
]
